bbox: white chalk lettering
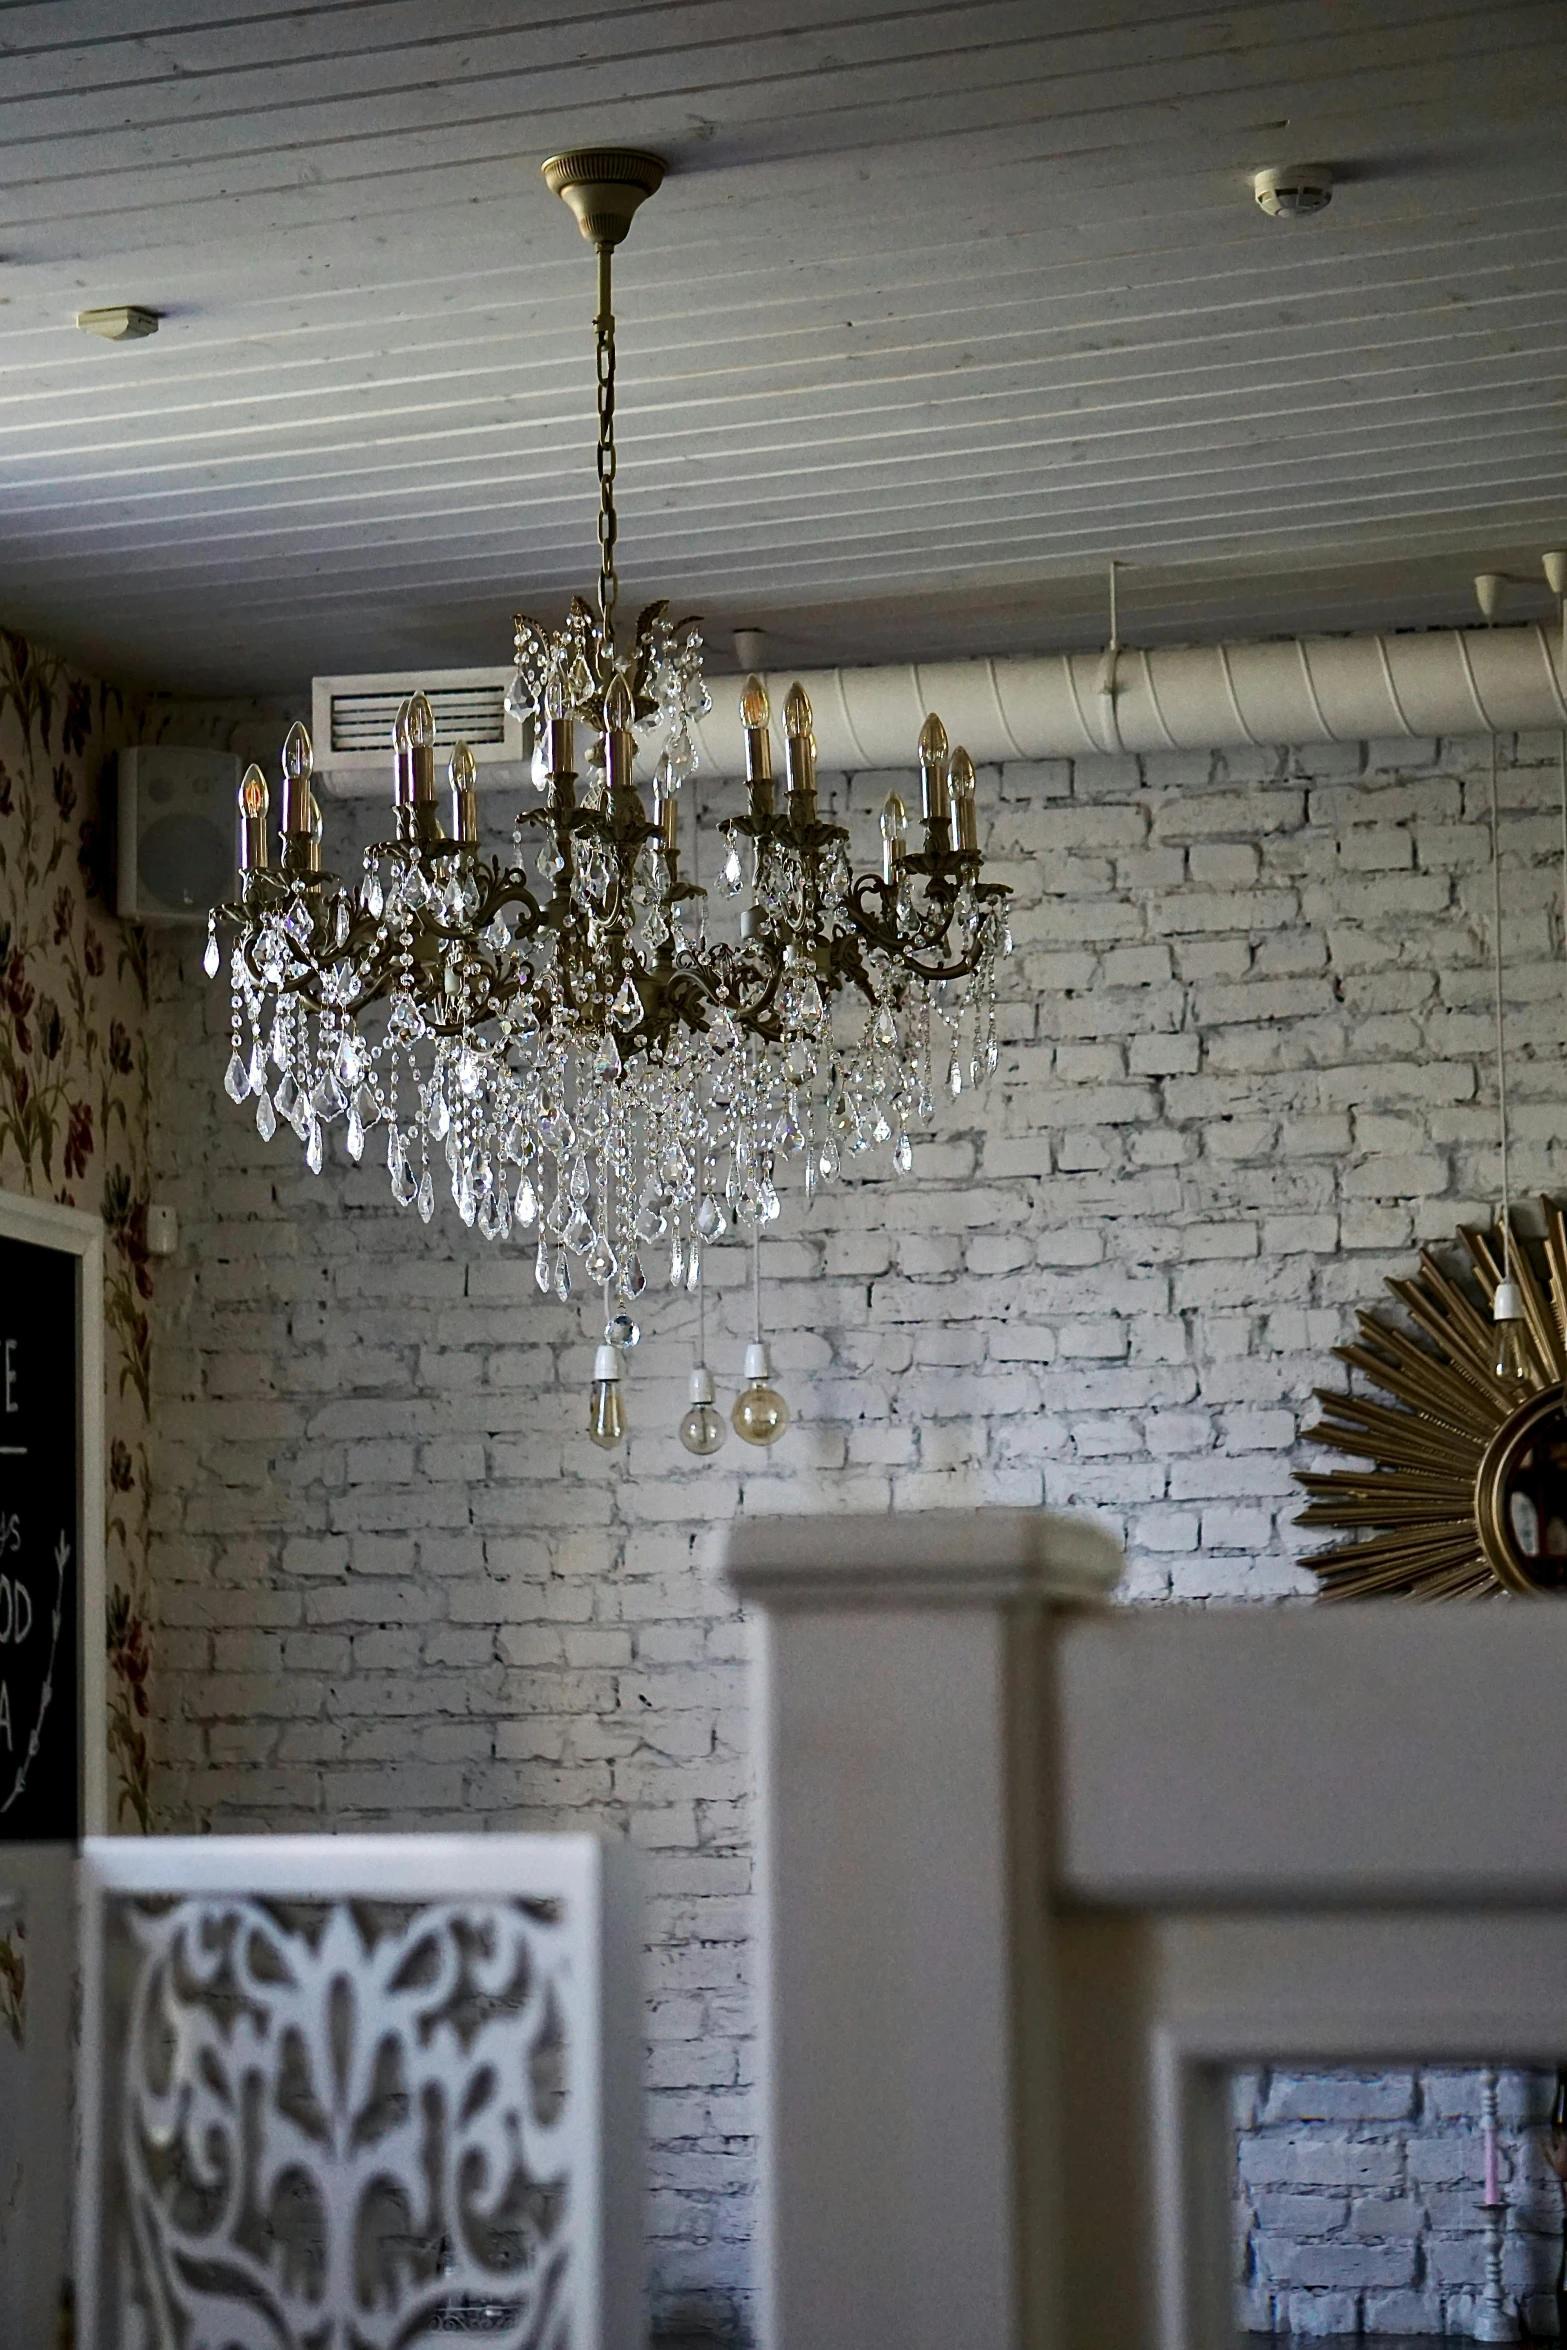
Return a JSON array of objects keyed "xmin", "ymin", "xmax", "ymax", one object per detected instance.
[
  {"xmin": 2, "ymin": 1337, "xmax": 14, "ymax": 1414},
  {"xmin": 0, "ymin": 1678, "xmax": 10, "ymax": 1752},
  {"xmin": 0, "ymin": 1577, "xmax": 30, "ymax": 1647}
]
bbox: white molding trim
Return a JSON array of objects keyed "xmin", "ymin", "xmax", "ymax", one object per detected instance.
[{"xmin": 723, "ymin": 1505, "xmax": 1123, "ymax": 1609}]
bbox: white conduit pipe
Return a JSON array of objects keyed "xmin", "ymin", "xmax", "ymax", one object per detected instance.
[{"xmin": 687, "ymin": 622, "xmax": 1567, "ymax": 780}]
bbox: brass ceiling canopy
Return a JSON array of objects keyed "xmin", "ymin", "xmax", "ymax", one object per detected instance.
[
  {"xmin": 1298, "ymin": 1203, "xmax": 1567, "ymax": 1600},
  {"xmin": 541, "ymin": 148, "xmax": 667, "ymax": 248}
]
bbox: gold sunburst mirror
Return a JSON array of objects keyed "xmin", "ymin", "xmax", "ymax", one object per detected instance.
[{"xmin": 1297, "ymin": 1199, "xmax": 1567, "ymax": 1600}]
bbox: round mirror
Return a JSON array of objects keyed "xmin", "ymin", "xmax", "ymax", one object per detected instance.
[{"xmin": 1477, "ymin": 1388, "xmax": 1567, "ymax": 1593}]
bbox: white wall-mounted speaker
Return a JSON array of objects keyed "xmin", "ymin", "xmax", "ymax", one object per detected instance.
[{"xmin": 115, "ymin": 746, "xmax": 240, "ymax": 925}]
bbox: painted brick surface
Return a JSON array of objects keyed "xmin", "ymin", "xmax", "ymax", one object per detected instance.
[
  {"xmin": 148, "ymin": 734, "xmax": 1567, "ymax": 2343},
  {"xmin": 1235, "ymin": 2068, "xmax": 1567, "ymax": 2337}
]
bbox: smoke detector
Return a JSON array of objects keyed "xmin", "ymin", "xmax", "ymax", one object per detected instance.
[
  {"xmin": 1252, "ymin": 164, "xmax": 1333, "ymax": 219},
  {"xmin": 77, "ymin": 304, "xmax": 159, "ymax": 341}
]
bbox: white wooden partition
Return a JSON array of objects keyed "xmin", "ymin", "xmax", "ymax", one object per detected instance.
[
  {"xmin": 78, "ymin": 1833, "xmax": 643, "ymax": 2350},
  {"xmin": 725, "ymin": 1511, "xmax": 1567, "ymax": 2350},
  {"xmin": 0, "ymin": 1845, "xmax": 74, "ymax": 2350}
]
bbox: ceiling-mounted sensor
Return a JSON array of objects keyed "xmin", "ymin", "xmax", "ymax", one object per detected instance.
[
  {"xmin": 77, "ymin": 304, "xmax": 158, "ymax": 341},
  {"xmin": 1252, "ymin": 164, "xmax": 1333, "ymax": 218}
]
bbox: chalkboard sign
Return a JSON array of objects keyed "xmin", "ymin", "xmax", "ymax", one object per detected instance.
[{"xmin": 0, "ymin": 1194, "xmax": 104, "ymax": 1844}]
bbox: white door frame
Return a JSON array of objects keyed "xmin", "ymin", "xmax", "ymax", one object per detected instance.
[{"xmin": 727, "ymin": 1513, "xmax": 1567, "ymax": 2350}]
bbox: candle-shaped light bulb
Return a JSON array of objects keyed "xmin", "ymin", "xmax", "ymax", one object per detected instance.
[
  {"xmin": 731, "ymin": 1340, "xmax": 790, "ymax": 1446},
  {"xmin": 603, "ymin": 670, "xmax": 635, "ymax": 795},
  {"xmin": 1493, "ymin": 1279, "xmax": 1531, "ymax": 1383},
  {"xmin": 544, "ymin": 665, "xmax": 568, "ymax": 722},
  {"xmin": 282, "ymin": 719, "xmax": 312, "ymax": 781},
  {"xmin": 279, "ymin": 720, "xmax": 314, "ymax": 837},
  {"xmin": 588, "ymin": 1343, "xmax": 626, "ymax": 1451},
  {"xmin": 740, "ymin": 673, "xmax": 774, "ymax": 808},
  {"xmin": 918, "ymin": 710, "xmax": 950, "ymax": 823},
  {"xmin": 405, "ymin": 690, "xmax": 438, "ymax": 812},
  {"xmin": 237, "ymin": 764, "xmax": 269, "ymax": 871},
  {"xmin": 392, "ymin": 696, "xmax": 414, "ymax": 816},
  {"xmin": 782, "ymin": 681, "xmax": 816, "ymax": 812},
  {"xmin": 948, "ymin": 745, "xmax": 979, "ymax": 852},
  {"xmin": 448, "ymin": 739, "xmax": 479, "ymax": 845},
  {"xmin": 679, "ymin": 1364, "xmax": 727, "ymax": 1456},
  {"xmin": 880, "ymin": 791, "xmax": 908, "ymax": 885}
]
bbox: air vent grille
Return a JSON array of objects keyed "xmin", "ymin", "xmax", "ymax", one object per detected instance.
[{"xmin": 329, "ymin": 685, "xmax": 508, "ymax": 755}]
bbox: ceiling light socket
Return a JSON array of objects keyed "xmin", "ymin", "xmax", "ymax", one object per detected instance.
[
  {"xmin": 1544, "ymin": 551, "xmax": 1567, "ymax": 598},
  {"xmin": 77, "ymin": 304, "xmax": 159, "ymax": 341},
  {"xmin": 542, "ymin": 149, "xmax": 666, "ymax": 249},
  {"xmin": 733, "ymin": 626, "xmax": 767, "ymax": 671},
  {"xmin": 1474, "ymin": 571, "xmax": 1507, "ymax": 621},
  {"xmin": 1252, "ymin": 163, "xmax": 1334, "ymax": 219}
]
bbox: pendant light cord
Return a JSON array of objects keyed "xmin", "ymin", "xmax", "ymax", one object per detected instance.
[
  {"xmin": 1488, "ymin": 731, "xmax": 1515, "ymax": 1282},
  {"xmin": 1559, "ymin": 728, "xmax": 1567, "ymax": 1022},
  {"xmin": 752, "ymin": 1225, "xmax": 762, "ymax": 1345}
]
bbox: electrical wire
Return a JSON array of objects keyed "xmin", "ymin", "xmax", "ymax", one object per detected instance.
[
  {"xmin": 1488, "ymin": 731, "xmax": 1514, "ymax": 1281},
  {"xmin": 752, "ymin": 1225, "xmax": 762, "ymax": 1345}
]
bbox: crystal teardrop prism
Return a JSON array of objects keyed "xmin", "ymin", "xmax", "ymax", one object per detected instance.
[
  {"xmin": 306, "ymin": 1120, "xmax": 324, "ymax": 1175},
  {"xmin": 224, "ymin": 1051, "xmax": 248, "ymax": 1103},
  {"xmin": 612, "ymin": 973, "xmax": 644, "ymax": 1026},
  {"xmin": 203, "ymin": 930, "xmax": 221, "ymax": 979},
  {"xmin": 255, "ymin": 1090, "xmax": 277, "ymax": 1141},
  {"xmin": 417, "ymin": 1169, "xmax": 435, "ymax": 1222},
  {"xmin": 696, "ymin": 1193, "xmax": 725, "ymax": 1239}
]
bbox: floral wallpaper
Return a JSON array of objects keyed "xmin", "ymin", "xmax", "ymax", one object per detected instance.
[{"xmin": 0, "ymin": 628, "xmax": 156, "ymax": 1839}]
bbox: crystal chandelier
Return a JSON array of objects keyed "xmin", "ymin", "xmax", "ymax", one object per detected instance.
[{"xmin": 209, "ymin": 150, "xmax": 1013, "ymax": 1429}]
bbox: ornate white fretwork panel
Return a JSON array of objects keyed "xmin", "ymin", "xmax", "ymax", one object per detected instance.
[{"xmin": 80, "ymin": 1837, "xmax": 638, "ymax": 2350}]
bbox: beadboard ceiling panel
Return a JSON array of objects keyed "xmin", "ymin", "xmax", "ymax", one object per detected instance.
[{"xmin": 0, "ymin": 0, "xmax": 1562, "ymax": 695}]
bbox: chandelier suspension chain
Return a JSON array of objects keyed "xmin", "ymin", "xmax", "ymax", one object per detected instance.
[{"xmin": 595, "ymin": 241, "xmax": 619, "ymax": 643}]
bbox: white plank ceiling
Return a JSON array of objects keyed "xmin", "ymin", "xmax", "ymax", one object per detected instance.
[{"xmin": 0, "ymin": 0, "xmax": 1563, "ymax": 696}]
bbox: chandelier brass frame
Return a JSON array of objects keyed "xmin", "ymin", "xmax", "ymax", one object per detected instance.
[{"xmin": 208, "ymin": 150, "xmax": 1013, "ymax": 1387}]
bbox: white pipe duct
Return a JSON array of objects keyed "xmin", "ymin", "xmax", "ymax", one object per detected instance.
[{"xmin": 688, "ymin": 622, "xmax": 1567, "ymax": 780}]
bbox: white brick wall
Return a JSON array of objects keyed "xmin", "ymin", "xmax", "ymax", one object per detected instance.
[
  {"xmin": 148, "ymin": 730, "xmax": 1567, "ymax": 2344},
  {"xmin": 1236, "ymin": 2066, "xmax": 1567, "ymax": 2337}
]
